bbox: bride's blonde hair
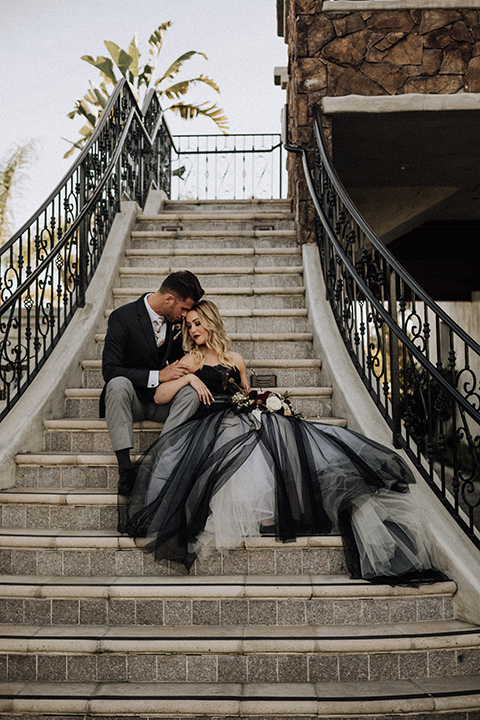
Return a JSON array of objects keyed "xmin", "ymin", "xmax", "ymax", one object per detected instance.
[{"xmin": 183, "ymin": 299, "xmax": 236, "ymax": 368}]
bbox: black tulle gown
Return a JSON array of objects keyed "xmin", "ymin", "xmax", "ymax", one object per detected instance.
[{"xmin": 118, "ymin": 364, "xmax": 443, "ymax": 583}]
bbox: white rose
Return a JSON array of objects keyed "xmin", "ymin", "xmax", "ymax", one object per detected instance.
[{"xmin": 266, "ymin": 394, "xmax": 282, "ymax": 412}]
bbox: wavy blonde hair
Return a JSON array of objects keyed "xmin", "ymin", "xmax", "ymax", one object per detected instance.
[{"xmin": 183, "ymin": 299, "xmax": 236, "ymax": 368}]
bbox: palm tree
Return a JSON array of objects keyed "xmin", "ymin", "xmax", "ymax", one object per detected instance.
[
  {"xmin": 0, "ymin": 142, "xmax": 37, "ymax": 244},
  {"xmin": 64, "ymin": 21, "xmax": 228, "ymax": 157}
]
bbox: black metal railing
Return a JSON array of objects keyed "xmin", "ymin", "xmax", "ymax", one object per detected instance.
[
  {"xmin": 289, "ymin": 107, "xmax": 480, "ymax": 547},
  {"xmin": 0, "ymin": 80, "xmax": 173, "ymax": 421},
  {"xmin": 171, "ymin": 133, "xmax": 286, "ymax": 200}
]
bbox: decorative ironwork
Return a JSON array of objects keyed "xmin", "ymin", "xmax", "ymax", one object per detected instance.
[
  {"xmin": 0, "ymin": 80, "xmax": 173, "ymax": 420},
  {"xmin": 171, "ymin": 133, "xmax": 286, "ymax": 200},
  {"xmin": 288, "ymin": 107, "xmax": 480, "ymax": 547}
]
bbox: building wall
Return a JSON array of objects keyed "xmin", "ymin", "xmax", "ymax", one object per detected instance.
[{"xmin": 283, "ymin": 0, "xmax": 480, "ymax": 240}]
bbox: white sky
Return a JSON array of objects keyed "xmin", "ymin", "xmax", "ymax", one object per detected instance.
[{"xmin": 0, "ymin": 0, "xmax": 287, "ymax": 230}]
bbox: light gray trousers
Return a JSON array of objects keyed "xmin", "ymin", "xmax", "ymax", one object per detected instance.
[{"xmin": 105, "ymin": 377, "xmax": 201, "ymax": 451}]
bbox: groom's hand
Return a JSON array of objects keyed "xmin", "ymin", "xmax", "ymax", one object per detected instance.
[{"xmin": 158, "ymin": 361, "xmax": 190, "ymax": 383}]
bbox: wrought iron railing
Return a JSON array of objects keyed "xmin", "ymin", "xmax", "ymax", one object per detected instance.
[
  {"xmin": 171, "ymin": 133, "xmax": 286, "ymax": 200},
  {"xmin": 289, "ymin": 107, "xmax": 480, "ymax": 548},
  {"xmin": 0, "ymin": 80, "xmax": 173, "ymax": 421}
]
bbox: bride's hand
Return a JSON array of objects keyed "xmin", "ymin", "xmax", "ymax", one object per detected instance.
[{"xmin": 188, "ymin": 374, "xmax": 214, "ymax": 405}]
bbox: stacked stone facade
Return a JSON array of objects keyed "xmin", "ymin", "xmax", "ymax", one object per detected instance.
[{"xmin": 284, "ymin": 0, "xmax": 480, "ymax": 241}]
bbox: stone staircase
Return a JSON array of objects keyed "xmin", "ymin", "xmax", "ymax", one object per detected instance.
[{"xmin": 1, "ymin": 198, "xmax": 480, "ymax": 718}]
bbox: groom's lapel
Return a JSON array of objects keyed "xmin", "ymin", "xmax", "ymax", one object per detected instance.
[{"xmin": 135, "ymin": 296, "xmax": 159, "ymax": 361}]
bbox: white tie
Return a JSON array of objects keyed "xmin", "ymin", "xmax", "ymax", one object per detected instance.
[{"xmin": 153, "ymin": 318, "xmax": 165, "ymax": 347}]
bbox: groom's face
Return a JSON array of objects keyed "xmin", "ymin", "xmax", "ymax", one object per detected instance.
[{"xmin": 162, "ymin": 294, "xmax": 195, "ymax": 323}]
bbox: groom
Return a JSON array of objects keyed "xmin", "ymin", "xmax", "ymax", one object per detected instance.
[{"xmin": 100, "ymin": 270, "xmax": 205, "ymax": 494}]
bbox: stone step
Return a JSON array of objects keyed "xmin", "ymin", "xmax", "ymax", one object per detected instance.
[
  {"xmin": 136, "ymin": 216, "xmax": 295, "ymax": 233},
  {"xmin": 0, "ymin": 573, "xmax": 456, "ymax": 627},
  {"xmin": 102, "ymin": 307, "xmax": 310, "ymax": 335},
  {"xmin": 3, "ymin": 676, "xmax": 480, "ymax": 717},
  {"xmin": 118, "ymin": 267, "xmax": 304, "ymax": 289},
  {"xmin": 2, "ymin": 676, "xmax": 480, "ymax": 717},
  {"xmin": 125, "ymin": 247, "xmax": 302, "ymax": 269},
  {"xmin": 163, "ymin": 198, "xmax": 292, "ymax": 213},
  {"xmin": 113, "ymin": 287, "xmax": 306, "ymax": 310},
  {"xmin": 130, "ymin": 229, "xmax": 297, "ymax": 250},
  {"xmin": 0, "ymin": 530, "xmax": 348, "ymax": 577},
  {"xmin": 81, "ymin": 358, "xmax": 324, "ymax": 391},
  {"xmin": 1, "ymin": 619, "xmax": 477, "ymax": 684},
  {"xmin": 94, "ymin": 331, "xmax": 314, "ymax": 361},
  {"xmin": 63, "ymin": 387, "xmax": 333, "ymax": 420},
  {"xmin": 42, "ymin": 417, "xmax": 347, "ymax": 454}
]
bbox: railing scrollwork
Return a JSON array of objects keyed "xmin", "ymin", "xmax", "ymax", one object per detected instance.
[
  {"xmin": 0, "ymin": 80, "xmax": 173, "ymax": 421},
  {"xmin": 287, "ymin": 107, "xmax": 480, "ymax": 548}
]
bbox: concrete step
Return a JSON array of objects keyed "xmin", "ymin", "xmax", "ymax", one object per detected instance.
[
  {"xmin": 82, "ymin": 358, "xmax": 324, "ymax": 391},
  {"xmin": 135, "ymin": 215, "xmax": 295, "ymax": 233},
  {"xmin": 1, "ymin": 619, "xmax": 477, "ymax": 684},
  {"xmin": 102, "ymin": 307, "xmax": 310, "ymax": 335},
  {"xmin": 42, "ymin": 416, "xmax": 347, "ymax": 454},
  {"xmin": 163, "ymin": 198, "xmax": 292, "ymax": 213},
  {"xmin": 113, "ymin": 287, "xmax": 306, "ymax": 310},
  {"xmin": 63, "ymin": 386, "xmax": 333, "ymax": 421},
  {"xmin": 125, "ymin": 247, "xmax": 302, "ymax": 269},
  {"xmin": 2, "ymin": 677, "xmax": 480, "ymax": 717},
  {"xmin": 94, "ymin": 331, "xmax": 314, "ymax": 361},
  {"xmin": 130, "ymin": 229, "xmax": 297, "ymax": 250},
  {"xmin": 118, "ymin": 267, "xmax": 304, "ymax": 289},
  {"xmin": 0, "ymin": 573, "xmax": 456, "ymax": 627},
  {"xmin": 0, "ymin": 530, "xmax": 348, "ymax": 577}
]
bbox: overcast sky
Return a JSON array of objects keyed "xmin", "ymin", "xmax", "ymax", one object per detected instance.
[{"xmin": 0, "ymin": 0, "xmax": 287, "ymax": 230}]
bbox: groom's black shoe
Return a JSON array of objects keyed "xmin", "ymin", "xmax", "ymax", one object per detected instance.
[{"xmin": 118, "ymin": 467, "xmax": 137, "ymax": 495}]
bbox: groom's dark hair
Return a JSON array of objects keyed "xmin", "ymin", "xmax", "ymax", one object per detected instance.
[{"xmin": 159, "ymin": 270, "xmax": 204, "ymax": 302}]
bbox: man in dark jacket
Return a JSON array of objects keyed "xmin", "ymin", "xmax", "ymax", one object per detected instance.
[{"xmin": 101, "ymin": 270, "xmax": 204, "ymax": 494}]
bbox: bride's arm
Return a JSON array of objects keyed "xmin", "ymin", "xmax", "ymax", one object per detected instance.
[
  {"xmin": 232, "ymin": 352, "xmax": 249, "ymax": 391},
  {"xmin": 154, "ymin": 355, "xmax": 214, "ymax": 405}
]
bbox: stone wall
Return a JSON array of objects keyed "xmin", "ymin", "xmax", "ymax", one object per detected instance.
[{"xmin": 284, "ymin": 0, "xmax": 480, "ymax": 241}]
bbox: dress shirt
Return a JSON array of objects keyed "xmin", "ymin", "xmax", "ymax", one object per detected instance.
[{"xmin": 144, "ymin": 294, "xmax": 166, "ymax": 388}]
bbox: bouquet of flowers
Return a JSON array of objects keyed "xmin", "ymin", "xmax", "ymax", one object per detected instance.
[{"xmin": 229, "ymin": 378, "xmax": 301, "ymax": 420}]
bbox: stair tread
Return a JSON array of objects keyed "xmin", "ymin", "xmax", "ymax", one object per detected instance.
[
  {"xmin": 0, "ymin": 573, "xmax": 456, "ymax": 597},
  {"xmin": 119, "ymin": 265, "xmax": 303, "ymax": 274},
  {"xmin": 113, "ymin": 286, "xmax": 306, "ymax": 295},
  {"xmin": 2, "ymin": 676, "xmax": 480, "ymax": 713},
  {"xmin": 1, "ymin": 619, "xmax": 476, "ymax": 653},
  {"xmin": 137, "ymin": 212, "xmax": 295, "ymax": 221},
  {"xmin": 44, "ymin": 417, "xmax": 346, "ymax": 429},
  {"xmin": 82, "ymin": 358, "xmax": 322, "ymax": 368},
  {"xmin": 65, "ymin": 386, "xmax": 333, "ymax": 398},
  {"xmin": 126, "ymin": 247, "xmax": 301, "ymax": 256},
  {"xmin": 130, "ymin": 229, "xmax": 296, "ymax": 237}
]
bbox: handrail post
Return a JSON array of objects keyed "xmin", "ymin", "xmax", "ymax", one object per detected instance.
[
  {"xmin": 388, "ymin": 268, "xmax": 401, "ymax": 447},
  {"xmin": 78, "ymin": 163, "xmax": 87, "ymax": 308}
]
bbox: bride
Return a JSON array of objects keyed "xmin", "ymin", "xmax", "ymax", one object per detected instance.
[{"xmin": 118, "ymin": 299, "xmax": 443, "ymax": 583}]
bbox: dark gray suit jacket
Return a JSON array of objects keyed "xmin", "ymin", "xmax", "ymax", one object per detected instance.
[{"xmin": 99, "ymin": 295, "xmax": 184, "ymax": 417}]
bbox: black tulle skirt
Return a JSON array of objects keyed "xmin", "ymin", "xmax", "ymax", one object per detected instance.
[{"xmin": 118, "ymin": 402, "xmax": 444, "ymax": 583}]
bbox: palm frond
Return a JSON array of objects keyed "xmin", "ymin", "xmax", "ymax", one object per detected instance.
[
  {"xmin": 81, "ymin": 55, "xmax": 117, "ymax": 84},
  {"xmin": 168, "ymin": 101, "xmax": 229, "ymax": 133},
  {"xmin": 0, "ymin": 142, "xmax": 38, "ymax": 241},
  {"xmin": 161, "ymin": 75, "xmax": 220, "ymax": 100},
  {"xmin": 156, "ymin": 51, "xmax": 208, "ymax": 85},
  {"xmin": 148, "ymin": 22, "xmax": 172, "ymax": 59},
  {"xmin": 104, "ymin": 41, "xmax": 133, "ymax": 77}
]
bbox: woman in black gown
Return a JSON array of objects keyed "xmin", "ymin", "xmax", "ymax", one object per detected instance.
[{"xmin": 118, "ymin": 300, "xmax": 442, "ymax": 583}]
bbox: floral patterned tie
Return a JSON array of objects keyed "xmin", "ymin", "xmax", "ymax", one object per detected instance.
[{"xmin": 153, "ymin": 318, "xmax": 165, "ymax": 347}]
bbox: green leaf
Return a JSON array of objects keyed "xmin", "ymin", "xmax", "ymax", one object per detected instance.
[
  {"xmin": 156, "ymin": 51, "xmax": 208, "ymax": 85},
  {"xmin": 104, "ymin": 41, "xmax": 133, "ymax": 77},
  {"xmin": 128, "ymin": 34, "xmax": 140, "ymax": 78},
  {"xmin": 148, "ymin": 21, "xmax": 172, "ymax": 59},
  {"xmin": 81, "ymin": 54, "xmax": 117, "ymax": 84},
  {"xmin": 162, "ymin": 74, "xmax": 220, "ymax": 100},
  {"xmin": 168, "ymin": 101, "xmax": 229, "ymax": 133}
]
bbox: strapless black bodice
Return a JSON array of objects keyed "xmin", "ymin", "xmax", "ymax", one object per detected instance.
[{"xmin": 194, "ymin": 364, "xmax": 241, "ymax": 395}]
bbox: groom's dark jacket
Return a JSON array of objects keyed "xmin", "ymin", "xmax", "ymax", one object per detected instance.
[{"xmin": 99, "ymin": 294, "xmax": 184, "ymax": 417}]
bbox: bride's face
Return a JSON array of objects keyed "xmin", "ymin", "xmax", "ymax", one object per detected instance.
[{"xmin": 186, "ymin": 310, "xmax": 209, "ymax": 346}]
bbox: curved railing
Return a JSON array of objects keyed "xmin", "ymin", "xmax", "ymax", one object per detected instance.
[
  {"xmin": 0, "ymin": 80, "xmax": 173, "ymax": 421},
  {"xmin": 288, "ymin": 107, "xmax": 480, "ymax": 548}
]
